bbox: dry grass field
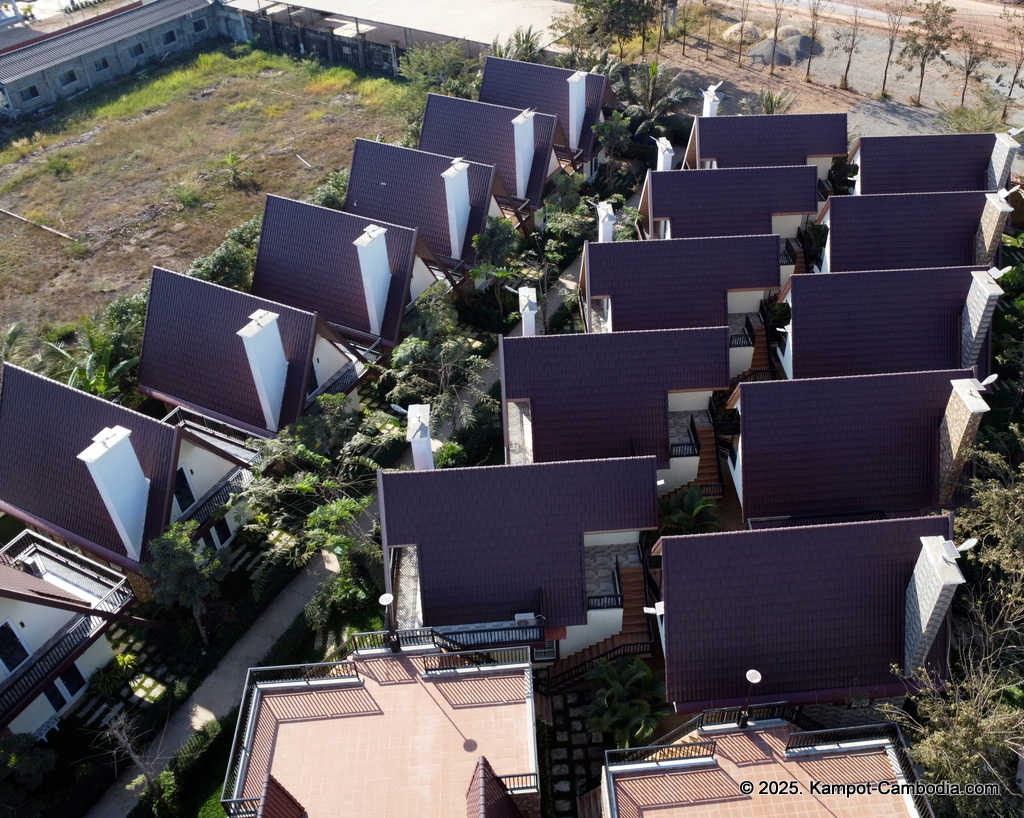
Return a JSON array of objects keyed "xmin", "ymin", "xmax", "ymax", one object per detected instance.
[{"xmin": 0, "ymin": 42, "xmax": 416, "ymax": 331}]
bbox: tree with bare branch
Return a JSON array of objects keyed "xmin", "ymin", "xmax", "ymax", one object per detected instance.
[
  {"xmin": 768, "ymin": 0, "xmax": 791, "ymax": 77},
  {"xmin": 735, "ymin": 0, "xmax": 752, "ymax": 66},
  {"xmin": 833, "ymin": 5, "xmax": 863, "ymax": 91},
  {"xmin": 703, "ymin": 0, "xmax": 715, "ymax": 60},
  {"xmin": 1001, "ymin": 6, "xmax": 1024, "ymax": 120},
  {"xmin": 677, "ymin": 0, "xmax": 696, "ymax": 57},
  {"xmin": 898, "ymin": 0, "xmax": 954, "ymax": 106},
  {"xmin": 804, "ymin": 0, "xmax": 832, "ymax": 82},
  {"xmin": 880, "ymin": 0, "xmax": 912, "ymax": 97},
  {"xmin": 949, "ymin": 25, "xmax": 996, "ymax": 107}
]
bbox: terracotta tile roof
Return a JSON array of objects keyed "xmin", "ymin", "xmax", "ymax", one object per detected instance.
[
  {"xmin": 344, "ymin": 139, "xmax": 495, "ymax": 266},
  {"xmin": 501, "ymin": 328, "xmax": 729, "ymax": 465},
  {"xmin": 787, "ymin": 266, "xmax": 976, "ymax": 378},
  {"xmin": 466, "ymin": 756, "xmax": 524, "ymax": 818},
  {"xmin": 584, "ymin": 235, "xmax": 781, "ymax": 331},
  {"xmin": 648, "ymin": 165, "xmax": 819, "ymax": 238},
  {"xmin": 736, "ymin": 369, "xmax": 972, "ymax": 520},
  {"xmin": 693, "ymin": 112, "xmax": 848, "ymax": 167},
  {"xmin": 479, "ymin": 57, "xmax": 612, "ymax": 159},
  {"xmin": 378, "ymin": 457, "xmax": 658, "ymax": 628},
  {"xmin": 660, "ymin": 515, "xmax": 953, "ymax": 710},
  {"xmin": 0, "ymin": 365, "xmax": 178, "ymax": 569},
  {"xmin": 139, "ymin": 267, "xmax": 318, "ymax": 436},
  {"xmin": 855, "ymin": 133, "xmax": 996, "ymax": 194},
  {"xmin": 251, "ymin": 194, "xmax": 417, "ymax": 346},
  {"xmin": 419, "ymin": 93, "xmax": 557, "ymax": 210},
  {"xmin": 824, "ymin": 191, "xmax": 989, "ymax": 272},
  {"xmin": 259, "ymin": 775, "xmax": 306, "ymax": 818}
]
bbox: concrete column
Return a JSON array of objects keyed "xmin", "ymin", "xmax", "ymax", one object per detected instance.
[
  {"xmin": 988, "ymin": 133, "xmax": 1019, "ymax": 191},
  {"xmin": 701, "ymin": 82, "xmax": 723, "ymax": 117},
  {"xmin": 938, "ymin": 379, "xmax": 990, "ymax": 505},
  {"xmin": 596, "ymin": 201, "xmax": 615, "ymax": 242},
  {"xmin": 975, "ymin": 192, "xmax": 1014, "ymax": 265},
  {"xmin": 407, "ymin": 404, "xmax": 434, "ymax": 470},
  {"xmin": 518, "ymin": 287, "xmax": 538, "ymax": 336},
  {"xmin": 904, "ymin": 536, "xmax": 965, "ymax": 673},
  {"xmin": 961, "ymin": 269, "xmax": 1003, "ymax": 369}
]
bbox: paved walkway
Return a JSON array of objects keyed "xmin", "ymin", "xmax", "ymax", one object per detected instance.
[{"xmin": 84, "ymin": 549, "xmax": 339, "ymax": 818}]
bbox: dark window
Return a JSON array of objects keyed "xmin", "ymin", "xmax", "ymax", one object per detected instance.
[
  {"xmin": 199, "ymin": 532, "xmax": 217, "ymax": 552},
  {"xmin": 42, "ymin": 683, "xmax": 67, "ymax": 712},
  {"xmin": 58, "ymin": 70, "xmax": 77, "ymax": 87},
  {"xmin": 128, "ymin": 43, "xmax": 145, "ymax": 58},
  {"xmin": 94, "ymin": 57, "xmax": 110, "ymax": 71},
  {"xmin": 307, "ymin": 361, "xmax": 320, "ymax": 397},
  {"xmin": 0, "ymin": 622, "xmax": 29, "ymax": 672},
  {"xmin": 192, "ymin": 18, "xmax": 207, "ymax": 33},
  {"xmin": 59, "ymin": 663, "xmax": 86, "ymax": 696},
  {"xmin": 213, "ymin": 518, "xmax": 232, "ymax": 546},
  {"xmin": 174, "ymin": 466, "xmax": 195, "ymax": 511},
  {"xmin": 162, "ymin": 30, "xmax": 176, "ymax": 45},
  {"xmin": 19, "ymin": 85, "xmax": 39, "ymax": 102}
]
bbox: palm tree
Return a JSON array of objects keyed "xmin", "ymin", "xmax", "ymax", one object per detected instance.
[
  {"xmin": 613, "ymin": 61, "xmax": 697, "ymax": 139},
  {"xmin": 0, "ymin": 321, "xmax": 33, "ymax": 366},
  {"xmin": 489, "ymin": 26, "xmax": 544, "ymax": 62},
  {"xmin": 659, "ymin": 486, "xmax": 722, "ymax": 535},
  {"xmin": 41, "ymin": 313, "xmax": 141, "ymax": 400},
  {"xmin": 583, "ymin": 657, "xmax": 672, "ymax": 748}
]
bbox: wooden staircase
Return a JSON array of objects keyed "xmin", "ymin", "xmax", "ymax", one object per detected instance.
[
  {"xmin": 577, "ymin": 784, "xmax": 603, "ymax": 818},
  {"xmin": 792, "ymin": 244, "xmax": 808, "ymax": 276},
  {"xmin": 693, "ymin": 417, "xmax": 719, "ymax": 485},
  {"xmin": 746, "ymin": 318, "xmax": 772, "ymax": 374}
]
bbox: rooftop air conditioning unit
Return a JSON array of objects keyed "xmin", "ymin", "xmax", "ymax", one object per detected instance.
[{"xmin": 514, "ymin": 613, "xmax": 536, "ymax": 626}]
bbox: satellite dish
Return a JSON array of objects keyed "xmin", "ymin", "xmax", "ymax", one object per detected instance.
[
  {"xmin": 378, "ymin": 593, "xmax": 394, "ymax": 606},
  {"xmin": 958, "ymin": 538, "xmax": 978, "ymax": 553},
  {"xmin": 1009, "ymin": 125, "xmax": 1024, "ymax": 138},
  {"xmin": 990, "ymin": 266, "xmax": 1013, "ymax": 280},
  {"xmin": 982, "ymin": 373, "xmax": 999, "ymax": 387},
  {"xmin": 999, "ymin": 185, "xmax": 1021, "ymax": 201},
  {"xmin": 643, "ymin": 606, "xmax": 658, "ymax": 614},
  {"xmin": 746, "ymin": 669, "xmax": 762, "ymax": 684},
  {"xmin": 776, "ymin": 325, "xmax": 789, "ymax": 333}
]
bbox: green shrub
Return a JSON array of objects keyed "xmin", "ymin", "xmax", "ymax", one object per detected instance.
[
  {"xmin": 45, "ymin": 152, "xmax": 72, "ymax": 177},
  {"xmin": 171, "ymin": 181, "xmax": 203, "ymax": 209},
  {"xmin": 435, "ymin": 440, "xmax": 467, "ymax": 468}
]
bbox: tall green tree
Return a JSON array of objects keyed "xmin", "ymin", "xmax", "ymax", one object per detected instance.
[
  {"xmin": 490, "ymin": 26, "xmax": 545, "ymax": 62},
  {"xmin": 0, "ymin": 733, "xmax": 56, "ymax": 818},
  {"xmin": 583, "ymin": 657, "xmax": 672, "ymax": 748},
  {"xmin": 899, "ymin": 0, "xmax": 955, "ymax": 106},
  {"xmin": 472, "ymin": 216, "xmax": 523, "ymax": 266},
  {"xmin": 613, "ymin": 60, "xmax": 696, "ymax": 139},
  {"xmin": 948, "ymin": 25, "xmax": 995, "ymax": 107},
  {"xmin": 576, "ymin": 0, "xmax": 657, "ymax": 57},
  {"xmin": 1001, "ymin": 7, "xmax": 1024, "ymax": 120},
  {"xmin": 399, "ymin": 40, "xmax": 478, "ymax": 98},
  {"xmin": 881, "ymin": 0, "xmax": 912, "ymax": 97},
  {"xmin": 658, "ymin": 486, "xmax": 722, "ymax": 535},
  {"xmin": 142, "ymin": 521, "xmax": 228, "ymax": 648}
]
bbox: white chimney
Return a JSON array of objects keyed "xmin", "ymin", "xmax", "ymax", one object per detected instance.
[
  {"xmin": 406, "ymin": 404, "xmax": 434, "ymax": 470},
  {"xmin": 354, "ymin": 224, "xmax": 392, "ymax": 336},
  {"xmin": 904, "ymin": 536, "xmax": 966, "ymax": 673},
  {"xmin": 567, "ymin": 71, "xmax": 588, "ymax": 152},
  {"xmin": 655, "ymin": 137, "xmax": 675, "ymax": 172},
  {"xmin": 988, "ymin": 132, "xmax": 1019, "ymax": 190},
  {"xmin": 702, "ymin": 82, "xmax": 723, "ymax": 117},
  {"xmin": 442, "ymin": 159, "xmax": 471, "ymax": 260},
  {"xmin": 512, "ymin": 110, "xmax": 536, "ymax": 200},
  {"xmin": 77, "ymin": 426, "xmax": 150, "ymax": 562},
  {"xmin": 961, "ymin": 269, "xmax": 1004, "ymax": 369},
  {"xmin": 237, "ymin": 310, "xmax": 289, "ymax": 432},
  {"xmin": 938, "ymin": 378, "xmax": 990, "ymax": 505},
  {"xmin": 518, "ymin": 287, "xmax": 538, "ymax": 336},
  {"xmin": 596, "ymin": 201, "xmax": 616, "ymax": 242}
]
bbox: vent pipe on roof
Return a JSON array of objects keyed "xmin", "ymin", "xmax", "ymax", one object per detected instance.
[
  {"xmin": 701, "ymin": 82, "xmax": 723, "ymax": 117},
  {"xmin": 904, "ymin": 536, "xmax": 966, "ymax": 674},
  {"xmin": 655, "ymin": 137, "xmax": 675, "ymax": 172},
  {"xmin": 354, "ymin": 224, "xmax": 392, "ymax": 336},
  {"xmin": 596, "ymin": 201, "xmax": 616, "ymax": 242},
  {"xmin": 77, "ymin": 426, "xmax": 150, "ymax": 562},
  {"xmin": 442, "ymin": 159, "xmax": 471, "ymax": 259},
  {"xmin": 962, "ymin": 269, "xmax": 1004, "ymax": 369},
  {"xmin": 938, "ymin": 378, "xmax": 990, "ymax": 505},
  {"xmin": 567, "ymin": 71, "xmax": 588, "ymax": 152},
  {"xmin": 519, "ymin": 287, "xmax": 538, "ymax": 336},
  {"xmin": 988, "ymin": 133, "xmax": 1019, "ymax": 190},
  {"xmin": 512, "ymin": 110, "xmax": 536, "ymax": 200},
  {"xmin": 406, "ymin": 404, "xmax": 434, "ymax": 470},
  {"xmin": 975, "ymin": 191, "xmax": 1015, "ymax": 266},
  {"xmin": 237, "ymin": 310, "xmax": 289, "ymax": 433}
]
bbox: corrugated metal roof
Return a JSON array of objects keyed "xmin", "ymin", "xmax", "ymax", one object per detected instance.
[
  {"xmin": 855, "ymin": 133, "xmax": 996, "ymax": 194},
  {"xmin": 0, "ymin": 0, "xmax": 213, "ymax": 84},
  {"xmin": 139, "ymin": 267, "xmax": 319, "ymax": 435},
  {"xmin": 660, "ymin": 515, "xmax": 952, "ymax": 708},
  {"xmin": 788, "ymin": 266, "xmax": 975, "ymax": 378},
  {"xmin": 501, "ymin": 328, "xmax": 729, "ymax": 466},
  {"xmin": 252, "ymin": 194, "xmax": 417, "ymax": 346},
  {"xmin": 378, "ymin": 457, "xmax": 658, "ymax": 629},
  {"xmin": 584, "ymin": 235, "xmax": 781, "ymax": 331},
  {"xmin": 694, "ymin": 112, "xmax": 848, "ymax": 167}
]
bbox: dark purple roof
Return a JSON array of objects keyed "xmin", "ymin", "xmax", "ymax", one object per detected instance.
[
  {"xmin": 855, "ymin": 133, "xmax": 996, "ymax": 194},
  {"xmin": 648, "ymin": 166, "xmax": 818, "ymax": 238},
  {"xmin": 660, "ymin": 515, "xmax": 953, "ymax": 709},
  {"xmin": 139, "ymin": 267, "xmax": 320, "ymax": 436},
  {"xmin": 737, "ymin": 369, "xmax": 972, "ymax": 520},
  {"xmin": 378, "ymin": 457, "xmax": 658, "ymax": 628},
  {"xmin": 0, "ymin": 365, "xmax": 178, "ymax": 570},
  {"xmin": 251, "ymin": 194, "xmax": 417, "ymax": 346},
  {"xmin": 479, "ymin": 57, "xmax": 611, "ymax": 159},
  {"xmin": 0, "ymin": 561, "xmax": 84, "ymax": 607},
  {"xmin": 694, "ymin": 113, "xmax": 848, "ymax": 167},
  {"xmin": 419, "ymin": 94, "xmax": 557, "ymax": 210},
  {"xmin": 466, "ymin": 757, "xmax": 524, "ymax": 818},
  {"xmin": 584, "ymin": 235, "xmax": 781, "ymax": 331},
  {"xmin": 824, "ymin": 191, "xmax": 989, "ymax": 272},
  {"xmin": 344, "ymin": 139, "xmax": 495, "ymax": 267},
  {"xmin": 787, "ymin": 266, "xmax": 976, "ymax": 378},
  {"xmin": 501, "ymin": 328, "xmax": 729, "ymax": 465}
]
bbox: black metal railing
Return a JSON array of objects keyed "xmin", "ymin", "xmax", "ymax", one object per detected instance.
[
  {"xmin": 422, "ymin": 646, "xmax": 531, "ymax": 673},
  {"xmin": 181, "ymin": 460, "xmax": 260, "ymax": 528},
  {"xmin": 586, "ymin": 593, "xmax": 624, "ymax": 610},
  {"xmin": 499, "ymin": 772, "xmax": 540, "ymax": 792},
  {"xmin": 534, "ymin": 641, "xmax": 654, "ymax": 695},
  {"xmin": 702, "ymin": 701, "xmax": 822, "ymax": 732},
  {"xmin": 699, "ymin": 483, "xmax": 725, "ymax": 497},
  {"xmin": 718, "ymin": 436, "xmax": 738, "ymax": 467},
  {"xmin": 817, "ymin": 178, "xmax": 833, "ymax": 202},
  {"xmin": 669, "ymin": 440, "xmax": 698, "ymax": 458},
  {"xmin": 607, "ymin": 738, "xmax": 717, "ymax": 766},
  {"xmin": 441, "ymin": 625, "xmax": 545, "ymax": 648},
  {"xmin": 780, "ymin": 237, "xmax": 797, "ymax": 265},
  {"xmin": 221, "ymin": 798, "xmax": 261, "ymax": 818},
  {"xmin": 161, "ymin": 406, "xmax": 255, "ymax": 444},
  {"xmin": 0, "ymin": 532, "xmax": 125, "ymax": 600}
]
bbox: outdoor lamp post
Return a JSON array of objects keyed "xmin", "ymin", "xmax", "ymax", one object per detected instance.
[
  {"xmin": 739, "ymin": 668, "xmax": 762, "ymax": 728},
  {"xmin": 379, "ymin": 592, "xmax": 400, "ymax": 653}
]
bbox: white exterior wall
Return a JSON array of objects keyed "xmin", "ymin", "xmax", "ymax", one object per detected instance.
[
  {"xmin": 175, "ymin": 440, "xmax": 235, "ymax": 511},
  {"xmin": 657, "ymin": 458, "xmax": 699, "ymax": 496},
  {"xmin": 410, "ymin": 257, "xmax": 434, "ymax": 300},
  {"xmin": 583, "ymin": 531, "xmax": 639, "ymax": 547},
  {"xmin": 780, "ymin": 263, "xmax": 795, "ymax": 287},
  {"xmin": 727, "ymin": 290, "xmax": 765, "ymax": 313},
  {"xmin": 560, "ymin": 607, "xmax": 624, "ymax": 658},
  {"xmin": 850, "ymin": 146, "xmax": 862, "ymax": 194},
  {"xmin": 809, "ymin": 156, "xmax": 832, "ymax": 181},
  {"xmin": 727, "ymin": 436, "xmax": 743, "ymax": 505},
  {"xmin": 667, "ymin": 390, "xmax": 711, "ymax": 412},
  {"xmin": 730, "ymin": 347, "xmax": 754, "ymax": 379},
  {"xmin": 770, "ymin": 214, "xmax": 804, "ymax": 238},
  {"xmin": 0, "ymin": 602, "xmax": 72, "ymax": 681},
  {"xmin": 312, "ymin": 334, "xmax": 352, "ymax": 386}
]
